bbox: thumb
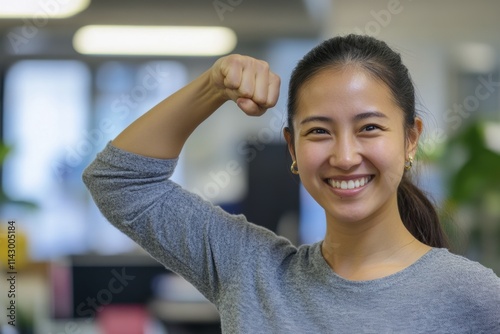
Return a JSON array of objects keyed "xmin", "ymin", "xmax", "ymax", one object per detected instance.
[{"xmin": 236, "ymin": 98, "xmax": 267, "ymax": 116}]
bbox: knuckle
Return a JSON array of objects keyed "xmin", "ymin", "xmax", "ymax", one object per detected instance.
[
  {"xmin": 238, "ymin": 87, "xmax": 253, "ymax": 98},
  {"xmin": 255, "ymin": 59, "xmax": 270, "ymax": 71}
]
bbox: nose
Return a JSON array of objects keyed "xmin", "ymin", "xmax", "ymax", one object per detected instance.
[{"xmin": 329, "ymin": 134, "xmax": 362, "ymax": 171}]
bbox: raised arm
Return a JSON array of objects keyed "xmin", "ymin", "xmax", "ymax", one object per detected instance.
[
  {"xmin": 112, "ymin": 55, "xmax": 281, "ymax": 159},
  {"xmin": 83, "ymin": 56, "xmax": 283, "ymax": 300}
]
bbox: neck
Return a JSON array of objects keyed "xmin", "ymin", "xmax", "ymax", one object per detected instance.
[{"xmin": 321, "ymin": 199, "xmax": 431, "ymax": 280}]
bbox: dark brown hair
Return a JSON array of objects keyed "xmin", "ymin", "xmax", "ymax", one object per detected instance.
[{"xmin": 286, "ymin": 34, "xmax": 448, "ymax": 248}]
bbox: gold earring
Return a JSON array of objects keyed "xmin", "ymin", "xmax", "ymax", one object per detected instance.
[
  {"xmin": 404, "ymin": 156, "xmax": 414, "ymax": 171},
  {"xmin": 290, "ymin": 161, "xmax": 299, "ymax": 175}
]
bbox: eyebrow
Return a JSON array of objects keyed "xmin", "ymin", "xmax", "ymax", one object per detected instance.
[
  {"xmin": 299, "ymin": 115, "xmax": 332, "ymax": 125},
  {"xmin": 299, "ymin": 111, "xmax": 388, "ymax": 125},
  {"xmin": 353, "ymin": 111, "xmax": 388, "ymax": 121}
]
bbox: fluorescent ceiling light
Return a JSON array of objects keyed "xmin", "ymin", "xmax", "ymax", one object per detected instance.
[
  {"xmin": 0, "ymin": 0, "xmax": 90, "ymax": 18},
  {"xmin": 73, "ymin": 25, "xmax": 238, "ymax": 56}
]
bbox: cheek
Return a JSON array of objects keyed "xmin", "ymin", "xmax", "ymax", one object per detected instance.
[
  {"xmin": 366, "ymin": 140, "xmax": 405, "ymax": 186},
  {"xmin": 295, "ymin": 143, "xmax": 328, "ymax": 173}
]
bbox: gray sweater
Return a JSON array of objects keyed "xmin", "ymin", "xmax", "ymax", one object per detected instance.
[{"xmin": 83, "ymin": 143, "xmax": 500, "ymax": 333}]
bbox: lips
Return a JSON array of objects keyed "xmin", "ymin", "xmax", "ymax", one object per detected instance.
[{"xmin": 327, "ymin": 175, "xmax": 373, "ymax": 190}]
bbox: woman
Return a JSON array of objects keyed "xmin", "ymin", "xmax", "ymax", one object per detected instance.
[{"xmin": 83, "ymin": 35, "xmax": 500, "ymax": 333}]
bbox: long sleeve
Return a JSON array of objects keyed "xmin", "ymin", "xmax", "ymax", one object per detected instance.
[{"xmin": 82, "ymin": 142, "xmax": 295, "ymax": 304}]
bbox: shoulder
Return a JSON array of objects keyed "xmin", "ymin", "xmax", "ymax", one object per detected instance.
[
  {"xmin": 424, "ymin": 248, "xmax": 500, "ymax": 285},
  {"xmin": 422, "ymin": 248, "xmax": 500, "ymax": 312},
  {"xmin": 424, "ymin": 248, "xmax": 500, "ymax": 293}
]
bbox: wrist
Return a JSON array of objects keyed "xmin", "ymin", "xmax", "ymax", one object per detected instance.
[{"xmin": 203, "ymin": 67, "xmax": 231, "ymax": 105}]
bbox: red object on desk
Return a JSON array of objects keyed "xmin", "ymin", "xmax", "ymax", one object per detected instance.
[{"xmin": 97, "ymin": 304, "xmax": 149, "ymax": 334}]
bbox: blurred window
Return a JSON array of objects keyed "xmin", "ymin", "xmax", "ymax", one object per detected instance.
[{"xmin": 2, "ymin": 60, "xmax": 187, "ymax": 260}]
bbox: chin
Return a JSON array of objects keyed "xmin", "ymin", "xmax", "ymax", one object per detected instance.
[{"xmin": 328, "ymin": 210, "xmax": 372, "ymax": 225}]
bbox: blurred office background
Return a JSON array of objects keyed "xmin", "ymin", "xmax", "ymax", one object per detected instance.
[{"xmin": 0, "ymin": 0, "xmax": 499, "ymax": 333}]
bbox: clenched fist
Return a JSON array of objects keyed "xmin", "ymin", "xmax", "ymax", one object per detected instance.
[{"xmin": 210, "ymin": 54, "xmax": 281, "ymax": 116}]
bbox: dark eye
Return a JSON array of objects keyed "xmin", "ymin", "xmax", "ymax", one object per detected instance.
[
  {"xmin": 309, "ymin": 128, "xmax": 328, "ymax": 135},
  {"xmin": 362, "ymin": 124, "xmax": 380, "ymax": 132}
]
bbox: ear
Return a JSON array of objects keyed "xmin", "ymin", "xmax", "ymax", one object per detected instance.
[
  {"xmin": 406, "ymin": 117, "xmax": 423, "ymax": 157},
  {"xmin": 283, "ymin": 127, "xmax": 296, "ymax": 161}
]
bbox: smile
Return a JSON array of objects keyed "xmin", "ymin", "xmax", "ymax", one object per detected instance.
[{"xmin": 327, "ymin": 176, "xmax": 373, "ymax": 190}]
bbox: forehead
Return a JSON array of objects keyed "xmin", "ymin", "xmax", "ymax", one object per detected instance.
[{"xmin": 295, "ymin": 66, "xmax": 401, "ymax": 122}]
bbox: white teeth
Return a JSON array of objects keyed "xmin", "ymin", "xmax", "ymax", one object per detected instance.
[{"xmin": 329, "ymin": 176, "xmax": 371, "ymax": 190}]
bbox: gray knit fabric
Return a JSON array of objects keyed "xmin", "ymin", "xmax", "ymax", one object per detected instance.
[{"xmin": 83, "ymin": 142, "xmax": 500, "ymax": 334}]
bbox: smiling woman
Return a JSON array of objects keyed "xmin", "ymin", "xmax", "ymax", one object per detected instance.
[
  {"xmin": 285, "ymin": 36, "xmax": 448, "ymax": 250},
  {"xmin": 83, "ymin": 34, "xmax": 500, "ymax": 333}
]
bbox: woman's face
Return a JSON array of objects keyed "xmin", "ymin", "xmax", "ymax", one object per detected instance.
[{"xmin": 285, "ymin": 66, "xmax": 420, "ymax": 225}]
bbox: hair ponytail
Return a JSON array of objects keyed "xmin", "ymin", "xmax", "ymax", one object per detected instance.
[{"xmin": 398, "ymin": 176, "xmax": 448, "ymax": 248}]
